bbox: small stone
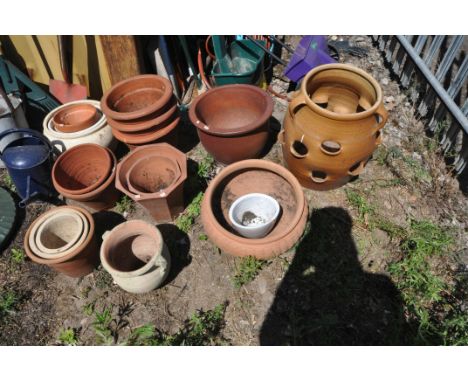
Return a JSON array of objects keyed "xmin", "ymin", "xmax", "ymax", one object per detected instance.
[
  {"xmin": 381, "ymin": 78, "xmax": 389, "ymax": 85},
  {"xmin": 384, "ymin": 96, "xmax": 395, "ymax": 103},
  {"xmin": 384, "ymin": 200, "xmax": 392, "ymax": 210},
  {"xmin": 330, "ymin": 35, "xmax": 338, "ymax": 41}
]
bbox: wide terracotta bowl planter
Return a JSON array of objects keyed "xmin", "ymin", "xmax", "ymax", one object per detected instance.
[
  {"xmin": 116, "ymin": 143, "xmax": 187, "ymax": 222},
  {"xmin": 24, "ymin": 205, "xmax": 99, "ymax": 277},
  {"xmin": 106, "ymin": 96, "xmax": 178, "ymax": 133},
  {"xmin": 201, "ymin": 159, "xmax": 308, "ymax": 259},
  {"xmin": 52, "ymin": 103, "xmax": 99, "ymax": 133},
  {"xmin": 52, "ymin": 145, "xmax": 120, "ymax": 211},
  {"xmin": 100, "ymin": 220, "xmax": 171, "ymax": 294},
  {"xmin": 189, "ymin": 84, "xmax": 274, "ymax": 164},
  {"xmin": 282, "ymin": 63, "xmax": 387, "ymax": 190},
  {"xmin": 52, "ymin": 143, "xmax": 112, "ymax": 196},
  {"xmin": 101, "ymin": 75, "xmax": 173, "ymax": 121}
]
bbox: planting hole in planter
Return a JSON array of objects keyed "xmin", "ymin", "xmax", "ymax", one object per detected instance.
[
  {"xmin": 320, "ymin": 140, "xmax": 342, "ymax": 155},
  {"xmin": 107, "ymin": 234, "xmax": 157, "ymax": 272},
  {"xmin": 315, "ymin": 102, "xmax": 328, "ymax": 109},
  {"xmin": 375, "ymin": 130, "xmax": 382, "ymax": 144},
  {"xmin": 290, "ymin": 140, "xmax": 308, "ymax": 158},
  {"xmin": 348, "ymin": 161, "xmax": 364, "ymax": 176},
  {"xmin": 37, "ymin": 214, "xmax": 82, "ymax": 251},
  {"xmin": 310, "ymin": 170, "xmax": 327, "ymax": 183}
]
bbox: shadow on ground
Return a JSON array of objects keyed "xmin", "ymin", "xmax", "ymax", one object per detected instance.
[{"xmin": 260, "ymin": 207, "xmax": 417, "ymax": 345}]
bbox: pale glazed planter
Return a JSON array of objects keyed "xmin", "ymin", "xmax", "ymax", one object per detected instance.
[
  {"xmin": 282, "ymin": 63, "xmax": 387, "ymax": 190},
  {"xmin": 43, "ymin": 100, "xmax": 117, "ymax": 151},
  {"xmin": 201, "ymin": 159, "xmax": 308, "ymax": 259},
  {"xmin": 100, "ymin": 220, "xmax": 171, "ymax": 294}
]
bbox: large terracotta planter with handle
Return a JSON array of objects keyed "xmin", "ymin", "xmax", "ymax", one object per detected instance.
[
  {"xmin": 189, "ymin": 84, "xmax": 274, "ymax": 164},
  {"xmin": 201, "ymin": 159, "xmax": 308, "ymax": 259},
  {"xmin": 115, "ymin": 143, "xmax": 187, "ymax": 222},
  {"xmin": 281, "ymin": 63, "xmax": 387, "ymax": 190},
  {"xmin": 100, "ymin": 220, "xmax": 171, "ymax": 294},
  {"xmin": 52, "ymin": 144, "xmax": 120, "ymax": 211},
  {"xmin": 24, "ymin": 205, "xmax": 99, "ymax": 277}
]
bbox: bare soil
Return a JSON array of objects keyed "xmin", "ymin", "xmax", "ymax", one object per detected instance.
[{"xmin": 1, "ymin": 35, "xmax": 467, "ymax": 345}]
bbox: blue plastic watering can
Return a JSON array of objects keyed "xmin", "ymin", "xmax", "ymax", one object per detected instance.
[{"xmin": 0, "ymin": 128, "xmax": 58, "ymax": 206}]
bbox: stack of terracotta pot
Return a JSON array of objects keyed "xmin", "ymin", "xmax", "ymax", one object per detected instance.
[
  {"xmin": 280, "ymin": 63, "xmax": 388, "ymax": 190},
  {"xmin": 115, "ymin": 143, "xmax": 187, "ymax": 222},
  {"xmin": 43, "ymin": 100, "xmax": 116, "ymax": 151},
  {"xmin": 24, "ymin": 206, "xmax": 99, "ymax": 277},
  {"xmin": 101, "ymin": 75, "xmax": 180, "ymax": 149},
  {"xmin": 52, "ymin": 143, "xmax": 120, "ymax": 211}
]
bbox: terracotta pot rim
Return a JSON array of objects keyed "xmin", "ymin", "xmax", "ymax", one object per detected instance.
[
  {"xmin": 53, "ymin": 147, "xmax": 117, "ymax": 201},
  {"xmin": 101, "ymin": 75, "xmax": 173, "ymax": 121},
  {"xmin": 300, "ymin": 63, "xmax": 383, "ymax": 121},
  {"xmin": 100, "ymin": 220, "xmax": 164, "ymax": 278},
  {"xmin": 106, "ymin": 98, "xmax": 178, "ymax": 133},
  {"xmin": 115, "ymin": 144, "xmax": 187, "ymax": 201},
  {"xmin": 188, "ymin": 84, "xmax": 274, "ymax": 137},
  {"xmin": 52, "ymin": 143, "xmax": 113, "ymax": 196},
  {"xmin": 202, "ymin": 159, "xmax": 306, "ymax": 245},
  {"xmin": 24, "ymin": 206, "xmax": 95, "ymax": 265},
  {"xmin": 44, "ymin": 100, "xmax": 107, "ymax": 139},
  {"xmin": 52, "ymin": 104, "xmax": 99, "ymax": 133},
  {"xmin": 111, "ymin": 114, "xmax": 180, "ymax": 145}
]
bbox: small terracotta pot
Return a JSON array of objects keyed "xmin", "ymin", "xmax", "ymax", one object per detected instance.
[
  {"xmin": 106, "ymin": 96, "xmax": 178, "ymax": 133},
  {"xmin": 282, "ymin": 63, "xmax": 387, "ymax": 190},
  {"xmin": 115, "ymin": 144, "xmax": 187, "ymax": 222},
  {"xmin": 201, "ymin": 159, "xmax": 308, "ymax": 259},
  {"xmin": 52, "ymin": 143, "xmax": 112, "ymax": 196},
  {"xmin": 52, "ymin": 104, "xmax": 99, "ymax": 133},
  {"xmin": 24, "ymin": 205, "xmax": 99, "ymax": 277},
  {"xmin": 189, "ymin": 84, "xmax": 274, "ymax": 164},
  {"xmin": 126, "ymin": 155, "xmax": 181, "ymax": 195},
  {"xmin": 53, "ymin": 146, "xmax": 120, "ymax": 211},
  {"xmin": 101, "ymin": 75, "xmax": 173, "ymax": 121},
  {"xmin": 111, "ymin": 113, "xmax": 180, "ymax": 145},
  {"xmin": 100, "ymin": 220, "xmax": 171, "ymax": 293}
]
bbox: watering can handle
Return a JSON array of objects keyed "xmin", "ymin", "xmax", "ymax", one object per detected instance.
[{"xmin": 0, "ymin": 128, "xmax": 55, "ymax": 158}]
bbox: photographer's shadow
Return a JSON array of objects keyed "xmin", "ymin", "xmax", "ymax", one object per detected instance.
[{"xmin": 260, "ymin": 207, "xmax": 414, "ymax": 345}]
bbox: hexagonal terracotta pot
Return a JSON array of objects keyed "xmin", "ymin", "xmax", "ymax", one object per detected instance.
[
  {"xmin": 201, "ymin": 159, "xmax": 308, "ymax": 259},
  {"xmin": 281, "ymin": 63, "xmax": 387, "ymax": 190},
  {"xmin": 116, "ymin": 143, "xmax": 187, "ymax": 222}
]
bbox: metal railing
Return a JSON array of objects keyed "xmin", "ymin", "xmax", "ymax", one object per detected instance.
[{"xmin": 373, "ymin": 35, "xmax": 468, "ymax": 177}]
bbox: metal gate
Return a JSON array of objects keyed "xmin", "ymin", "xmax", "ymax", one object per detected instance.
[{"xmin": 373, "ymin": 35, "xmax": 468, "ymax": 181}]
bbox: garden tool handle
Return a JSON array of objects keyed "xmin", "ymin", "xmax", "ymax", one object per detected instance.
[
  {"xmin": 288, "ymin": 93, "xmax": 307, "ymax": 118},
  {"xmin": 57, "ymin": 35, "xmax": 69, "ymax": 83},
  {"xmin": 374, "ymin": 102, "xmax": 388, "ymax": 131}
]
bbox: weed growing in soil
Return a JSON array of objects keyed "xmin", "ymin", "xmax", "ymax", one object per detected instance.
[
  {"xmin": 346, "ymin": 189, "xmax": 375, "ymax": 224},
  {"xmin": 10, "ymin": 248, "xmax": 25, "ymax": 265},
  {"xmin": 0, "ymin": 290, "xmax": 18, "ymax": 320},
  {"xmin": 198, "ymin": 233, "xmax": 208, "ymax": 241},
  {"xmin": 92, "ymin": 306, "xmax": 114, "ymax": 345},
  {"xmin": 58, "ymin": 328, "xmax": 79, "ymax": 345},
  {"xmin": 1, "ymin": 173, "xmax": 16, "ymax": 193},
  {"xmin": 176, "ymin": 192, "xmax": 203, "ymax": 233},
  {"xmin": 115, "ymin": 195, "xmax": 135, "ymax": 214},
  {"xmin": 233, "ymin": 256, "xmax": 267, "ymax": 289},
  {"xmin": 197, "ymin": 153, "xmax": 215, "ymax": 180}
]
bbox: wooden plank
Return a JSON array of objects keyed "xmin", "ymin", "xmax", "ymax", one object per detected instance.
[{"xmin": 99, "ymin": 35, "xmax": 141, "ymax": 85}]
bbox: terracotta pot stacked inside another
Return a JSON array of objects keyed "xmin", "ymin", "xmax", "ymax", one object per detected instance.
[
  {"xmin": 51, "ymin": 143, "xmax": 120, "ymax": 211},
  {"xmin": 281, "ymin": 63, "xmax": 388, "ymax": 190},
  {"xmin": 24, "ymin": 205, "xmax": 99, "ymax": 277},
  {"xmin": 115, "ymin": 143, "xmax": 187, "ymax": 222},
  {"xmin": 101, "ymin": 75, "xmax": 180, "ymax": 149}
]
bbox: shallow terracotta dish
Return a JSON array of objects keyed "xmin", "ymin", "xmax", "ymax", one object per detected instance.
[
  {"xmin": 201, "ymin": 159, "xmax": 308, "ymax": 259},
  {"xmin": 189, "ymin": 84, "xmax": 273, "ymax": 164},
  {"xmin": 52, "ymin": 104, "xmax": 99, "ymax": 133},
  {"xmin": 101, "ymin": 75, "xmax": 173, "ymax": 121}
]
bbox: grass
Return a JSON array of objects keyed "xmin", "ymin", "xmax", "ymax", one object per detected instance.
[
  {"xmin": 10, "ymin": 248, "xmax": 25, "ymax": 265},
  {"xmin": 176, "ymin": 192, "xmax": 203, "ymax": 233},
  {"xmin": 0, "ymin": 290, "xmax": 18, "ymax": 320},
  {"xmin": 345, "ymin": 189, "xmax": 375, "ymax": 225},
  {"xmin": 58, "ymin": 328, "xmax": 79, "ymax": 345},
  {"xmin": 1, "ymin": 173, "xmax": 16, "ymax": 193},
  {"xmin": 115, "ymin": 195, "xmax": 135, "ymax": 214},
  {"xmin": 232, "ymin": 256, "xmax": 267, "ymax": 289}
]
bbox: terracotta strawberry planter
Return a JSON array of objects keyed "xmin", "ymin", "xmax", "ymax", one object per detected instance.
[
  {"xmin": 101, "ymin": 75, "xmax": 173, "ymax": 120},
  {"xmin": 189, "ymin": 84, "xmax": 274, "ymax": 164},
  {"xmin": 24, "ymin": 205, "xmax": 99, "ymax": 277},
  {"xmin": 52, "ymin": 103, "xmax": 99, "ymax": 133},
  {"xmin": 281, "ymin": 63, "xmax": 387, "ymax": 190},
  {"xmin": 116, "ymin": 143, "xmax": 187, "ymax": 222},
  {"xmin": 52, "ymin": 144, "xmax": 120, "ymax": 211},
  {"xmin": 100, "ymin": 220, "xmax": 171, "ymax": 293},
  {"xmin": 201, "ymin": 159, "xmax": 308, "ymax": 259}
]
